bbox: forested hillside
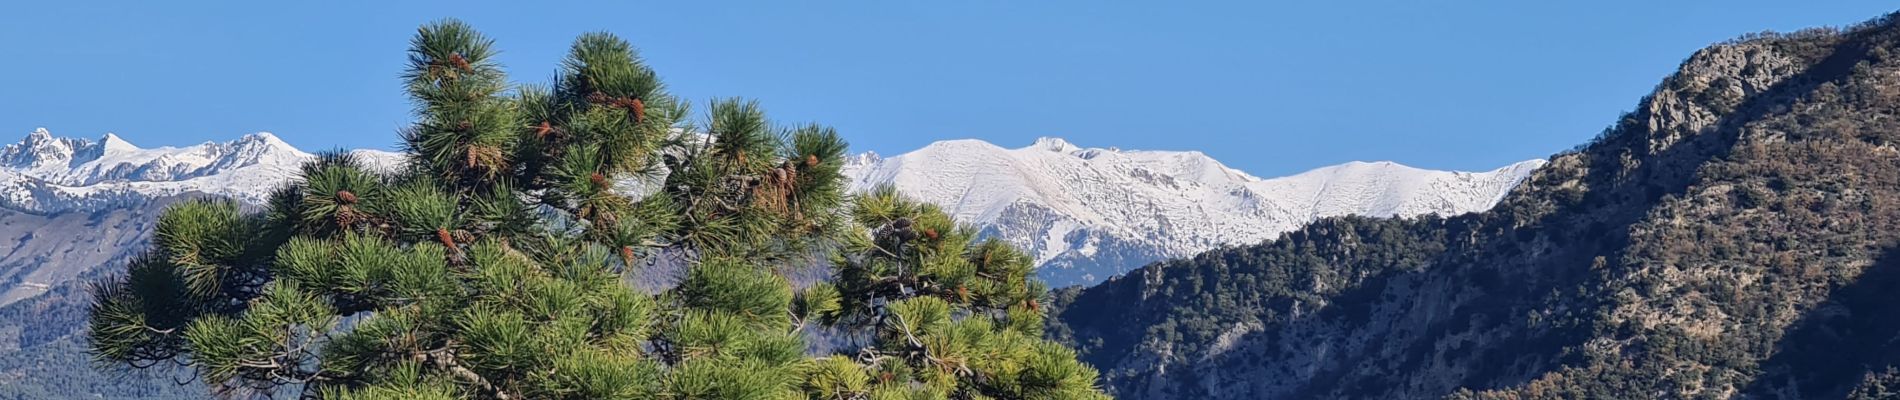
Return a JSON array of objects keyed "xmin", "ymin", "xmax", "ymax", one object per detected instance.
[
  {"xmin": 0, "ymin": 198, "xmax": 202, "ymax": 399},
  {"xmin": 0, "ymin": 283, "xmax": 202, "ymax": 399},
  {"xmin": 1051, "ymin": 12, "xmax": 1900, "ymax": 399}
]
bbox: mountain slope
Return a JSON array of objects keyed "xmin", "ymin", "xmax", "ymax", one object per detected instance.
[
  {"xmin": 845, "ymin": 137, "xmax": 1542, "ymax": 285},
  {"xmin": 0, "ymin": 259, "xmax": 204, "ymax": 399},
  {"xmin": 0, "ymin": 200, "xmax": 176, "ymax": 306},
  {"xmin": 1050, "ymin": 13, "xmax": 1900, "ymax": 399}
]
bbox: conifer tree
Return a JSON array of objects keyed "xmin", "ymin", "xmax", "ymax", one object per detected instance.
[{"xmin": 86, "ymin": 19, "xmax": 1108, "ymax": 400}]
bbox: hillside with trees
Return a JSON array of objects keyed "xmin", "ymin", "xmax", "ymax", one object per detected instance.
[{"xmin": 1050, "ymin": 11, "xmax": 1900, "ymax": 399}]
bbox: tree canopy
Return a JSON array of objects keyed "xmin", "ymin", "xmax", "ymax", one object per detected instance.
[{"xmin": 86, "ymin": 19, "xmax": 1107, "ymax": 400}]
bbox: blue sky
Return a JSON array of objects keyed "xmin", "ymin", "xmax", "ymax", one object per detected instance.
[{"xmin": 2, "ymin": 1, "xmax": 1895, "ymax": 176}]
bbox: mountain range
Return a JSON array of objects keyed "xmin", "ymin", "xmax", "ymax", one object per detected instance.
[
  {"xmin": 6, "ymin": 9, "xmax": 1900, "ymax": 400},
  {"xmin": 844, "ymin": 137, "xmax": 1542, "ymax": 285},
  {"xmin": 0, "ymin": 128, "xmax": 402, "ymax": 214},
  {"xmin": 0, "ymin": 129, "xmax": 1538, "ymax": 304},
  {"xmin": 0, "ymin": 128, "xmax": 1537, "ymax": 398}
]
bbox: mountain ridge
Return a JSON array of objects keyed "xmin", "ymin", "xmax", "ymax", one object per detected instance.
[
  {"xmin": 0, "ymin": 128, "xmax": 403, "ymax": 214},
  {"xmin": 0, "ymin": 128, "xmax": 1539, "ymax": 296},
  {"xmin": 845, "ymin": 136, "xmax": 1543, "ymax": 284},
  {"xmin": 0, "ymin": 130, "xmax": 1539, "ymax": 397},
  {"xmin": 1048, "ymin": 12, "xmax": 1900, "ymax": 398}
]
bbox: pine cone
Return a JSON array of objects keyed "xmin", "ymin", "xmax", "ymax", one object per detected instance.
[
  {"xmin": 630, "ymin": 98, "xmax": 645, "ymax": 123},
  {"xmin": 335, "ymin": 207, "xmax": 362, "ymax": 228},
  {"xmin": 534, "ymin": 121, "xmax": 553, "ymax": 138},
  {"xmin": 1027, "ymin": 299, "xmax": 1041, "ymax": 312},
  {"xmin": 336, "ymin": 190, "xmax": 358, "ymax": 205},
  {"xmin": 892, "ymin": 218, "xmax": 913, "ymax": 230},
  {"xmin": 451, "ymin": 229, "xmax": 476, "ymax": 244},
  {"xmin": 448, "ymin": 53, "xmax": 471, "ymax": 72},
  {"xmin": 590, "ymin": 172, "xmax": 609, "ymax": 189},
  {"xmin": 805, "ymin": 154, "xmax": 820, "ymax": 167},
  {"xmin": 923, "ymin": 228, "xmax": 939, "ymax": 240},
  {"xmin": 620, "ymin": 245, "xmax": 638, "ymax": 267},
  {"xmin": 466, "ymin": 145, "xmax": 502, "ymax": 170},
  {"xmin": 436, "ymin": 227, "xmax": 456, "ymax": 248}
]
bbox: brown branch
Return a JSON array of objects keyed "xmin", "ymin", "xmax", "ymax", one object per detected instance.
[{"xmin": 425, "ymin": 344, "xmax": 517, "ymax": 400}]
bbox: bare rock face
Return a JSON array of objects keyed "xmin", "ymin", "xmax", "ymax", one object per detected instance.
[{"xmin": 1642, "ymin": 41, "xmax": 1801, "ymax": 155}]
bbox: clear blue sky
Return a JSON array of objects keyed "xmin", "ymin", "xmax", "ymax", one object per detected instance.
[{"xmin": 2, "ymin": 1, "xmax": 1894, "ymax": 176}]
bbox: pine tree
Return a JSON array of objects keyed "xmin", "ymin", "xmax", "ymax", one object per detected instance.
[{"xmin": 85, "ymin": 19, "xmax": 1109, "ymax": 400}]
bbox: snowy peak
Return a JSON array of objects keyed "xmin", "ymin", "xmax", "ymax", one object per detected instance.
[
  {"xmin": 3, "ymin": 128, "xmax": 82, "ymax": 169},
  {"xmin": 5, "ymin": 129, "xmax": 311, "ymax": 185},
  {"xmin": 99, "ymin": 132, "xmax": 138, "ymax": 153},
  {"xmin": 0, "ymin": 129, "xmax": 397, "ymax": 214},
  {"xmin": 849, "ymin": 136, "xmax": 1544, "ymax": 285},
  {"xmin": 99, "ymin": 132, "xmax": 130, "ymax": 144},
  {"xmin": 232, "ymin": 131, "xmax": 296, "ymax": 152},
  {"xmin": 1265, "ymin": 158, "xmax": 1546, "ymax": 221},
  {"xmin": 214, "ymin": 132, "xmax": 312, "ymax": 172},
  {"xmin": 1032, "ymin": 136, "xmax": 1080, "ymax": 153}
]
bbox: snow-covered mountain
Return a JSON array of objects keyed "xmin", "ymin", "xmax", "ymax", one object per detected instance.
[
  {"xmin": 0, "ymin": 128, "xmax": 401, "ymax": 213},
  {"xmin": 0, "ymin": 128, "xmax": 1542, "ymax": 292},
  {"xmin": 844, "ymin": 137, "xmax": 1545, "ymax": 285}
]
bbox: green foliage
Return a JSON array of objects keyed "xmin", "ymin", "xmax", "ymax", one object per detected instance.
[
  {"xmin": 400, "ymin": 19, "xmax": 516, "ymax": 189},
  {"xmin": 88, "ymin": 252, "xmax": 197, "ymax": 364},
  {"xmin": 153, "ymin": 199, "xmax": 260, "ymax": 298},
  {"xmin": 85, "ymin": 19, "xmax": 1107, "ymax": 399},
  {"xmin": 677, "ymin": 257, "xmax": 794, "ymax": 328},
  {"xmin": 815, "ymin": 187, "xmax": 1107, "ymax": 399}
]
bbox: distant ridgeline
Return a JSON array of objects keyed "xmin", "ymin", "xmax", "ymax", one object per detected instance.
[
  {"xmin": 1051, "ymin": 11, "xmax": 1900, "ymax": 399},
  {"xmin": 0, "ymin": 126, "xmax": 1540, "ymax": 307}
]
